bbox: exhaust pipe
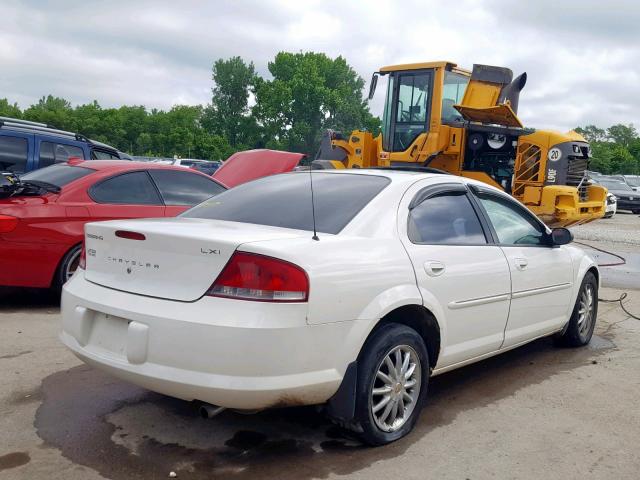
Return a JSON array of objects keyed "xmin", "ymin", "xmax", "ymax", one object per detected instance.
[
  {"xmin": 199, "ymin": 403, "xmax": 226, "ymax": 419},
  {"xmin": 499, "ymin": 72, "xmax": 527, "ymax": 114}
]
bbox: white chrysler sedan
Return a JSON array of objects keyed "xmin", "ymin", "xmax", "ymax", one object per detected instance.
[{"xmin": 61, "ymin": 169, "xmax": 599, "ymax": 445}]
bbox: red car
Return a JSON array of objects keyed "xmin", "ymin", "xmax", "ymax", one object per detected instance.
[{"xmin": 0, "ymin": 160, "xmax": 226, "ymax": 289}]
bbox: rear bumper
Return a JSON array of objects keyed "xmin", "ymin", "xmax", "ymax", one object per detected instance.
[{"xmin": 61, "ymin": 273, "xmax": 367, "ymax": 409}]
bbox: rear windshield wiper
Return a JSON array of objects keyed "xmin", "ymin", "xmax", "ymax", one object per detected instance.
[{"xmin": 20, "ymin": 180, "xmax": 61, "ymax": 194}]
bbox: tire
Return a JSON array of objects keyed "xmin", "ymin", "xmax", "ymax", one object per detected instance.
[
  {"xmin": 633, "ymin": 210, "xmax": 640, "ymax": 215},
  {"xmin": 352, "ymin": 323, "xmax": 429, "ymax": 445},
  {"xmin": 556, "ymin": 272, "xmax": 598, "ymax": 347},
  {"xmin": 54, "ymin": 244, "xmax": 82, "ymax": 291}
]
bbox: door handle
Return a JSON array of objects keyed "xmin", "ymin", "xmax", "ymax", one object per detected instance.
[
  {"xmin": 424, "ymin": 261, "xmax": 446, "ymax": 277},
  {"xmin": 514, "ymin": 258, "xmax": 528, "ymax": 270}
]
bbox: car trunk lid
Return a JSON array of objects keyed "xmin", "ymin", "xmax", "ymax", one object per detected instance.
[
  {"xmin": 213, "ymin": 149, "xmax": 305, "ymax": 188},
  {"xmin": 83, "ymin": 218, "xmax": 305, "ymax": 301}
]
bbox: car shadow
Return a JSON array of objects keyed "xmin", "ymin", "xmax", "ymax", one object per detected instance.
[
  {"xmin": 33, "ymin": 332, "xmax": 615, "ymax": 480},
  {"xmin": 0, "ymin": 287, "xmax": 59, "ymax": 312}
]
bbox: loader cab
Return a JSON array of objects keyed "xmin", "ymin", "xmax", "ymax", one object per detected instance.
[{"xmin": 375, "ymin": 62, "xmax": 470, "ymax": 153}]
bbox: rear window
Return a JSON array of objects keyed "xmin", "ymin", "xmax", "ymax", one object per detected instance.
[
  {"xmin": 181, "ymin": 172, "xmax": 391, "ymax": 234},
  {"xmin": 21, "ymin": 164, "xmax": 95, "ymax": 187}
]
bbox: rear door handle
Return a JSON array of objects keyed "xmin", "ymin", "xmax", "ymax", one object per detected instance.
[
  {"xmin": 424, "ymin": 261, "xmax": 446, "ymax": 277},
  {"xmin": 514, "ymin": 258, "xmax": 528, "ymax": 270}
]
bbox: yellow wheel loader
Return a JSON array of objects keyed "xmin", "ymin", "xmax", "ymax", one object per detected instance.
[{"xmin": 314, "ymin": 61, "xmax": 606, "ymax": 227}]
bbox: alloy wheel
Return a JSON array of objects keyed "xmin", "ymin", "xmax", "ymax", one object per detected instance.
[
  {"xmin": 370, "ymin": 345, "xmax": 422, "ymax": 432},
  {"xmin": 64, "ymin": 249, "xmax": 81, "ymax": 282},
  {"xmin": 577, "ymin": 284, "xmax": 594, "ymax": 336}
]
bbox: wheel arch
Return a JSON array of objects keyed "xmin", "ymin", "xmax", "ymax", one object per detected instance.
[
  {"xmin": 327, "ymin": 303, "xmax": 441, "ymax": 423},
  {"xmin": 586, "ymin": 265, "xmax": 599, "ymax": 288},
  {"xmin": 370, "ymin": 304, "xmax": 441, "ymax": 369},
  {"xmin": 51, "ymin": 241, "xmax": 83, "ymax": 288}
]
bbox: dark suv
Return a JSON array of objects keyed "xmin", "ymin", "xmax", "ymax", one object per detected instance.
[{"xmin": 0, "ymin": 116, "xmax": 123, "ymax": 174}]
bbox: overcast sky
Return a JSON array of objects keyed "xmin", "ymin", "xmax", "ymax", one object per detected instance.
[{"xmin": 0, "ymin": 0, "xmax": 637, "ymax": 131}]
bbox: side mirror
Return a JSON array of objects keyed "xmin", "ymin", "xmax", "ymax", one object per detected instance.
[
  {"xmin": 368, "ymin": 73, "xmax": 379, "ymax": 101},
  {"xmin": 551, "ymin": 227, "xmax": 573, "ymax": 246}
]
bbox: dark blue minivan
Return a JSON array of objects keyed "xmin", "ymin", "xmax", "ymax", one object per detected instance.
[{"xmin": 0, "ymin": 117, "xmax": 124, "ymax": 174}]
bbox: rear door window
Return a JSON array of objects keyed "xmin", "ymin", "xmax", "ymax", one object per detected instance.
[
  {"xmin": 408, "ymin": 192, "xmax": 487, "ymax": 244},
  {"xmin": 149, "ymin": 170, "xmax": 226, "ymax": 206},
  {"xmin": 182, "ymin": 172, "xmax": 390, "ymax": 234},
  {"xmin": 39, "ymin": 141, "xmax": 85, "ymax": 167},
  {"xmin": 92, "ymin": 149, "xmax": 120, "ymax": 160},
  {"xmin": 0, "ymin": 135, "xmax": 28, "ymax": 173},
  {"xmin": 90, "ymin": 171, "xmax": 162, "ymax": 205}
]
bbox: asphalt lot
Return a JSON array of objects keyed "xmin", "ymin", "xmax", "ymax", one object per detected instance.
[{"xmin": 1, "ymin": 214, "xmax": 639, "ymax": 480}]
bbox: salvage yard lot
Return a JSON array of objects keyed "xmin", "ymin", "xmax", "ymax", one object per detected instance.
[{"xmin": 1, "ymin": 214, "xmax": 639, "ymax": 479}]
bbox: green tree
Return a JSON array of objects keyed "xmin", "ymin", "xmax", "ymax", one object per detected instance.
[
  {"xmin": 23, "ymin": 95, "xmax": 75, "ymax": 130},
  {"xmin": 588, "ymin": 142, "xmax": 614, "ymax": 174},
  {"xmin": 575, "ymin": 125, "xmax": 607, "ymax": 143},
  {"xmin": 0, "ymin": 98, "xmax": 22, "ymax": 118},
  {"xmin": 606, "ymin": 123, "xmax": 637, "ymax": 148},
  {"xmin": 253, "ymin": 51, "xmax": 378, "ymax": 155},
  {"xmin": 203, "ymin": 56, "xmax": 258, "ymax": 148}
]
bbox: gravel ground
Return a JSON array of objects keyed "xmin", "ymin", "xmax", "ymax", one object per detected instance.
[
  {"xmin": 570, "ymin": 212, "xmax": 640, "ymax": 290},
  {"xmin": 572, "ymin": 211, "xmax": 640, "ymax": 246}
]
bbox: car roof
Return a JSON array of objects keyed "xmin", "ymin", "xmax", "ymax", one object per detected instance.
[
  {"xmin": 67, "ymin": 160, "xmax": 223, "ymax": 184},
  {"xmin": 299, "ymin": 167, "xmax": 514, "ymax": 198},
  {"xmin": 300, "ymin": 167, "xmax": 456, "ymax": 185},
  {"xmin": 0, "ymin": 117, "xmax": 119, "ymax": 152},
  {"xmin": 73, "ymin": 160, "xmax": 200, "ymax": 172}
]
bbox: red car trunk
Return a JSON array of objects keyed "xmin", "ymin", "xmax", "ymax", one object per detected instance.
[{"xmin": 213, "ymin": 149, "xmax": 305, "ymax": 188}]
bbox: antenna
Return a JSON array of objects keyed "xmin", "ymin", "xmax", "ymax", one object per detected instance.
[{"xmin": 309, "ymin": 165, "xmax": 320, "ymax": 241}]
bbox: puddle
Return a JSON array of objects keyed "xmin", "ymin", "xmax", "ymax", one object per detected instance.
[
  {"xmin": 0, "ymin": 452, "xmax": 30, "ymax": 472},
  {"xmin": 35, "ymin": 335, "xmax": 614, "ymax": 480}
]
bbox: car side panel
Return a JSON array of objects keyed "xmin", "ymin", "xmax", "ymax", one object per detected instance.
[
  {"xmin": 501, "ymin": 246, "xmax": 574, "ymax": 347},
  {"xmin": 0, "ymin": 199, "xmax": 81, "ymax": 287},
  {"xmin": 0, "ymin": 241, "xmax": 69, "ymax": 287},
  {"xmin": 239, "ymin": 236, "xmax": 419, "ymax": 325},
  {"xmin": 238, "ymin": 234, "xmax": 442, "ymax": 373}
]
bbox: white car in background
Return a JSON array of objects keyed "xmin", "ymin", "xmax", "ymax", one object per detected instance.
[
  {"xmin": 151, "ymin": 158, "xmax": 210, "ymax": 168},
  {"xmin": 604, "ymin": 192, "xmax": 617, "ymax": 218},
  {"xmin": 61, "ymin": 170, "xmax": 599, "ymax": 445}
]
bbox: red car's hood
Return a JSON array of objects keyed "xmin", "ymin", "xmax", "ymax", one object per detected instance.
[{"xmin": 213, "ymin": 149, "xmax": 305, "ymax": 188}]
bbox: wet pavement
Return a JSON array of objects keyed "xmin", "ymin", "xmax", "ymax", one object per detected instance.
[{"xmin": 29, "ymin": 332, "xmax": 620, "ymax": 480}]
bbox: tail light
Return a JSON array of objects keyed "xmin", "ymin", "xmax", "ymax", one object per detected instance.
[
  {"xmin": 78, "ymin": 242, "xmax": 86, "ymax": 270},
  {"xmin": 0, "ymin": 215, "xmax": 18, "ymax": 233},
  {"xmin": 207, "ymin": 252, "xmax": 309, "ymax": 302}
]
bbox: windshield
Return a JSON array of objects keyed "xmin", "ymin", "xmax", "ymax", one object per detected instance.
[
  {"xmin": 599, "ymin": 180, "xmax": 632, "ymax": 191},
  {"xmin": 21, "ymin": 164, "xmax": 95, "ymax": 187},
  {"xmin": 624, "ymin": 176, "xmax": 640, "ymax": 187},
  {"xmin": 181, "ymin": 172, "xmax": 391, "ymax": 234}
]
